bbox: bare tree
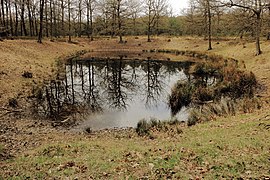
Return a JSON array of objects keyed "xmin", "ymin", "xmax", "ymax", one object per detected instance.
[
  {"xmin": 68, "ymin": 0, "xmax": 71, "ymax": 42},
  {"xmin": 44, "ymin": 0, "xmax": 48, "ymax": 37},
  {"xmin": 0, "ymin": 0, "xmax": 4, "ymax": 26},
  {"xmin": 145, "ymin": 0, "xmax": 156, "ymax": 42},
  {"xmin": 78, "ymin": 0, "xmax": 82, "ymax": 37},
  {"xmin": 154, "ymin": 0, "xmax": 168, "ymax": 35},
  {"xmin": 267, "ymin": 3, "xmax": 270, "ymax": 40},
  {"xmin": 206, "ymin": 0, "xmax": 212, "ymax": 50},
  {"xmin": 8, "ymin": 0, "xmax": 13, "ymax": 35},
  {"xmin": 224, "ymin": 0, "xmax": 269, "ymax": 55},
  {"xmin": 185, "ymin": 0, "xmax": 214, "ymax": 49},
  {"xmin": 20, "ymin": 0, "xmax": 28, "ymax": 36},
  {"xmin": 38, "ymin": 0, "xmax": 45, "ymax": 43},
  {"xmin": 60, "ymin": 0, "xmax": 65, "ymax": 37},
  {"xmin": 26, "ymin": 0, "xmax": 34, "ymax": 36},
  {"xmin": 129, "ymin": 0, "xmax": 142, "ymax": 35},
  {"xmin": 85, "ymin": 0, "xmax": 95, "ymax": 40},
  {"xmin": 144, "ymin": 0, "xmax": 169, "ymax": 41},
  {"xmin": 32, "ymin": 0, "xmax": 38, "ymax": 36},
  {"xmin": 111, "ymin": 0, "xmax": 117, "ymax": 38},
  {"xmin": 14, "ymin": 0, "xmax": 19, "ymax": 36},
  {"xmin": 116, "ymin": 0, "xmax": 129, "ymax": 43}
]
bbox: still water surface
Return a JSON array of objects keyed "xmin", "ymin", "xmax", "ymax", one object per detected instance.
[{"xmin": 36, "ymin": 59, "xmax": 194, "ymax": 130}]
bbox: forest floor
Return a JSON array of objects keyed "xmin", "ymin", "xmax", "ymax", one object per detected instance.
[{"xmin": 0, "ymin": 36, "xmax": 269, "ymax": 179}]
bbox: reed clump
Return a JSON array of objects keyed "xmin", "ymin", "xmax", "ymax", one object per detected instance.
[
  {"xmin": 136, "ymin": 118, "xmax": 183, "ymax": 137},
  {"xmin": 187, "ymin": 97, "xmax": 262, "ymax": 126},
  {"xmin": 169, "ymin": 60, "xmax": 259, "ymax": 125}
]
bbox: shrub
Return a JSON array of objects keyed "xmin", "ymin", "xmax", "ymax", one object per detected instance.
[
  {"xmin": 136, "ymin": 118, "xmax": 183, "ymax": 136},
  {"xmin": 136, "ymin": 119, "xmax": 150, "ymax": 136},
  {"xmin": 169, "ymin": 61, "xmax": 258, "ymax": 117},
  {"xmin": 218, "ymin": 70, "xmax": 257, "ymax": 99},
  {"xmin": 187, "ymin": 97, "xmax": 261, "ymax": 126},
  {"xmin": 193, "ymin": 62, "xmax": 221, "ymax": 77},
  {"xmin": 192, "ymin": 86, "xmax": 214, "ymax": 102},
  {"xmin": 168, "ymin": 82, "xmax": 194, "ymax": 116},
  {"xmin": 187, "ymin": 109, "xmax": 200, "ymax": 126}
]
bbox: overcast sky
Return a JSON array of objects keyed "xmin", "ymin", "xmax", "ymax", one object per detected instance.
[{"xmin": 168, "ymin": 0, "xmax": 189, "ymax": 15}]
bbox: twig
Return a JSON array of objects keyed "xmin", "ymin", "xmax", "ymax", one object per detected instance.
[
  {"xmin": 258, "ymin": 114, "xmax": 270, "ymax": 121},
  {"xmin": 61, "ymin": 116, "xmax": 72, "ymax": 123},
  {"xmin": 0, "ymin": 107, "xmax": 23, "ymax": 113}
]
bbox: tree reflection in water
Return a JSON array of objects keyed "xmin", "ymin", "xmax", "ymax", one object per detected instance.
[{"xmin": 35, "ymin": 59, "xmax": 194, "ymax": 129}]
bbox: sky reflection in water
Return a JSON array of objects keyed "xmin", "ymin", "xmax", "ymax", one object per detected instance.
[{"xmin": 37, "ymin": 59, "xmax": 193, "ymax": 130}]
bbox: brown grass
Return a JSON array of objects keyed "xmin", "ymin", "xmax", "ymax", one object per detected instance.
[{"xmin": 0, "ymin": 36, "xmax": 270, "ymax": 179}]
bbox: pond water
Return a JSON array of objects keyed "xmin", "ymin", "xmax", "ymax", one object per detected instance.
[{"xmin": 35, "ymin": 59, "xmax": 195, "ymax": 130}]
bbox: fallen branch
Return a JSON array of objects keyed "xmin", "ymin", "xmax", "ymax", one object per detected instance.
[
  {"xmin": 0, "ymin": 107, "xmax": 23, "ymax": 118},
  {"xmin": 0, "ymin": 107, "xmax": 23, "ymax": 113},
  {"xmin": 61, "ymin": 116, "xmax": 72, "ymax": 123},
  {"xmin": 258, "ymin": 114, "xmax": 270, "ymax": 121}
]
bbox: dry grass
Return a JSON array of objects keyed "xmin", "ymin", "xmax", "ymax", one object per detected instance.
[
  {"xmin": 0, "ymin": 39, "xmax": 88, "ymax": 107},
  {"xmin": 0, "ymin": 36, "xmax": 270, "ymax": 179},
  {"xmin": 0, "ymin": 111, "xmax": 269, "ymax": 179}
]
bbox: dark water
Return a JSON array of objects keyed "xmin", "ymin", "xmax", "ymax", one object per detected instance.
[{"xmin": 35, "ymin": 59, "xmax": 194, "ymax": 130}]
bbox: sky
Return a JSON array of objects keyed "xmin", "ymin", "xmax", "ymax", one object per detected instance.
[{"xmin": 168, "ymin": 0, "xmax": 189, "ymax": 15}]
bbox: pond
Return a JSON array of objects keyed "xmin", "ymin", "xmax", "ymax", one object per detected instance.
[{"xmin": 35, "ymin": 59, "xmax": 196, "ymax": 130}]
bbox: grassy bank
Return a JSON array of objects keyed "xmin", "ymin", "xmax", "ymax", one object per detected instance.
[
  {"xmin": 1, "ymin": 112, "xmax": 269, "ymax": 179},
  {"xmin": 0, "ymin": 36, "xmax": 270, "ymax": 179}
]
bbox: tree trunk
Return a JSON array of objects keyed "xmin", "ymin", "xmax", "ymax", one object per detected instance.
[
  {"xmin": 14, "ymin": 1, "xmax": 18, "ymax": 36},
  {"xmin": 49, "ymin": 0, "xmax": 53, "ymax": 38},
  {"xmin": 147, "ymin": 5, "xmax": 151, "ymax": 42},
  {"xmin": 5, "ymin": 0, "xmax": 9, "ymax": 28},
  {"xmin": 78, "ymin": 0, "xmax": 82, "ymax": 37},
  {"xmin": 255, "ymin": 12, "xmax": 262, "ymax": 55},
  {"xmin": 0, "ymin": 1, "xmax": 2, "ymax": 25},
  {"xmin": 61, "ymin": 0, "xmax": 64, "ymax": 37},
  {"xmin": 117, "ymin": 0, "xmax": 123, "ymax": 43},
  {"xmin": 147, "ymin": 21, "xmax": 151, "ymax": 42},
  {"xmin": 45, "ymin": 0, "xmax": 48, "ymax": 37},
  {"xmin": 268, "ymin": 6, "xmax": 270, "ymax": 40},
  {"xmin": 33, "ymin": 7, "xmax": 38, "ymax": 36},
  {"xmin": 21, "ymin": 0, "xmax": 28, "ymax": 36},
  {"xmin": 206, "ymin": 0, "xmax": 212, "ymax": 50},
  {"xmin": 203, "ymin": 5, "xmax": 207, "ymax": 40},
  {"xmin": 8, "ymin": 0, "xmax": 13, "ymax": 36},
  {"xmin": 38, "ymin": 0, "xmax": 45, "ymax": 43},
  {"xmin": 68, "ymin": 0, "xmax": 71, "ymax": 43},
  {"xmin": 1, "ymin": 0, "xmax": 5, "ymax": 26},
  {"xmin": 86, "ymin": 0, "xmax": 89, "ymax": 38},
  {"xmin": 57, "ymin": 1, "xmax": 61, "ymax": 38},
  {"xmin": 27, "ymin": 0, "xmax": 33, "ymax": 36},
  {"xmin": 90, "ymin": 2, "xmax": 93, "ymax": 41},
  {"xmin": 53, "ymin": 0, "xmax": 57, "ymax": 37}
]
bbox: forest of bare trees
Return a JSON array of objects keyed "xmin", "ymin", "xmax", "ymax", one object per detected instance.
[
  {"xmin": 0, "ymin": 0, "xmax": 269, "ymax": 50},
  {"xmin": 0, "ymin": 0, "xmax": 169, "ymax": 43}
]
